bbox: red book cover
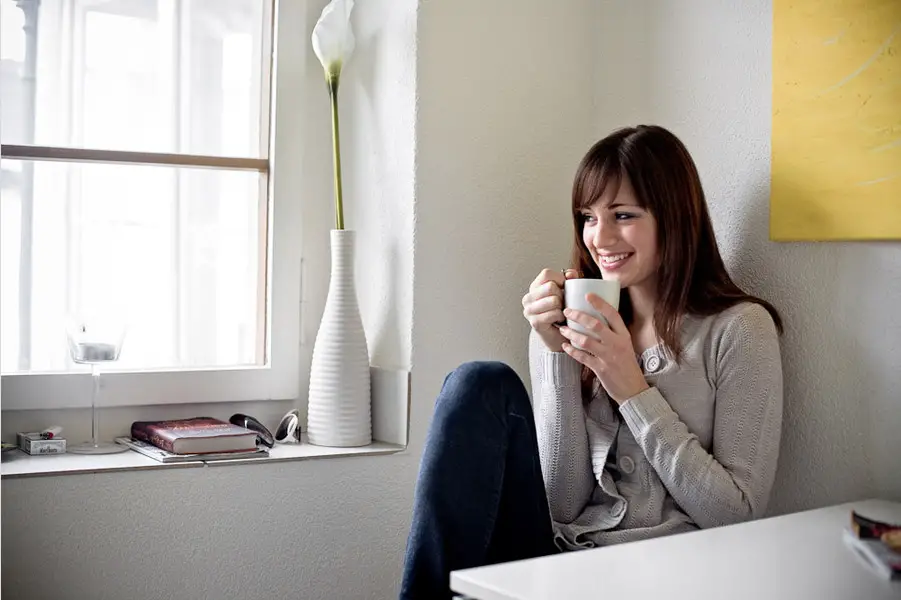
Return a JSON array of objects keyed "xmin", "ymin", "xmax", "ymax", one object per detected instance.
[{"xmin": 131, "ymin": 417, "xmax": 257, "ymax": 454}]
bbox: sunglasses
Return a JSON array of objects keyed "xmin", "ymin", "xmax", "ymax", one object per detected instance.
[
  {"xmin": 229, "ymin": 413, "xmax": 274, "ymax": 448},
  {"xmin": 229, "ymin": 410, "xmax": 302, "ymax": 448},
  {"xmin": 274, "ymin": 409, "xmax": 302, "ymax": 443}
]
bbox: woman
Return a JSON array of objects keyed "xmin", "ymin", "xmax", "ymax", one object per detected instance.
[{"xmin": 400, "ymin": 125, "xmax": 784, "ymax": 600}]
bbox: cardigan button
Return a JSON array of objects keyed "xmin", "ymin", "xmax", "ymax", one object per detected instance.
[
  {"xmin": 619, "ymin": 456, "xmax": 635, "ymax": 474},
  {"xmin": 645, "ymin": 355, "xmax": 662, "ymax": 373}
]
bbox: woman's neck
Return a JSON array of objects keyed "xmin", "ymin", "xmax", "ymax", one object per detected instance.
[{"xmin": 627, "ymin": 281, "xmax": 657, "ymax": 329}]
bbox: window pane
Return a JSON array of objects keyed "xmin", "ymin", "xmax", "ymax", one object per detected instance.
[
  {"xmin": 1, "ymin": 170, "xmax": 22, "ymax": 373},
  {"xmin": 0, "ymin": 0, "xmax": 268, "ymax": 158},
  {"xmin": 0, "ymin": 159, "xmax": 266, "ymax": 373}
]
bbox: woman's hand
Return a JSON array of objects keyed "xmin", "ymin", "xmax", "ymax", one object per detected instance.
[
  {"xmin": 522, "ymin": 268, "xmax": 578, "ymax": 352},
  {"xmin": 558, "ymin": 293, "xmax": 649, "ymax": 403}
]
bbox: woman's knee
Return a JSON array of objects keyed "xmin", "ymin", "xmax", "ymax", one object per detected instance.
[{"xmin": 438, "ymin": 361, "xmax": 529, "ymax": 416}]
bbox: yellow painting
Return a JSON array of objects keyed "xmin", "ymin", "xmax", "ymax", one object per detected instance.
[{"xmin": 771, "ymin": 0, "xmax": 901, "ymax": 241}]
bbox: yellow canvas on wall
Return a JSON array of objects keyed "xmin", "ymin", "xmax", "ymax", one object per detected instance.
[{"xmin": 771, "ymin": 0, "xmax": 901, "ymax": 241}]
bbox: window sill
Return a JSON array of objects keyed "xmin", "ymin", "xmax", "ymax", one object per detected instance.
[
  {"xmin": 0, "ymin": 435, "xmax": 405, "ymax": 479},
  {"xmin": 1, "ymin": 367, "xmax": 411, "ymax": 479}
]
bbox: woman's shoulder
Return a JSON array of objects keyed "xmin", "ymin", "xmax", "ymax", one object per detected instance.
[
  {"xmin": 688, "ymin": 301, "xmax": 777, "ymax": 333},
  {"xmin": 703, "ymin": 301, "xmax": 780, "ymax": 359},
  {"xmin": 714, "ymin": 301, "xmax": 777, "ymax": 330},
  {"xmin": 683, "ymin": 301, "xmax": 779, "ymax": 358}
]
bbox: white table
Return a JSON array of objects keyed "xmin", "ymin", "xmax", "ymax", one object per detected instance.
[{"xmin": 451, "ymin": 499, "xmax": 901, "ymax": 600}]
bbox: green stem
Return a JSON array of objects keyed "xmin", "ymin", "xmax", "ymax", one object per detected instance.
[{"xmin": 328, "ymin": 76, "xmax": 344, "ymax": 230}]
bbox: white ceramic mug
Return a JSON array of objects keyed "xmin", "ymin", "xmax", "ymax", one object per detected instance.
[{"xmin": 563, "ymin": 278, "xmax": 621, "ymax": 350}]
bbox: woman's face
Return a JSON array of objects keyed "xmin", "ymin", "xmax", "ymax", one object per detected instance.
[{"xmin": 580, "ymin": 174, "xmax": 659, "ymax": 290}]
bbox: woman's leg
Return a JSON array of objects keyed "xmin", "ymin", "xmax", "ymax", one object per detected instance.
[{"xmin": 399, "ymin": 361, "xmax": 558, "ymax": 600}]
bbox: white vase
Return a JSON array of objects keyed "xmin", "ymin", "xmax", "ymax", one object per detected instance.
[{"xmin": 307, "ymin": 229, "xmax": 372, "ymax": 447}]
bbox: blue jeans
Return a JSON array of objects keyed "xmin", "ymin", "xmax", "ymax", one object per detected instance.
[{"xmin": 399, "ymin": 362, "xmax": 558, "ymax": 600}]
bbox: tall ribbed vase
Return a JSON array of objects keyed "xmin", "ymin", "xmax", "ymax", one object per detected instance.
[{"xmin": 307, "ymin": 229, "xmax": 372, "ymax": 447}]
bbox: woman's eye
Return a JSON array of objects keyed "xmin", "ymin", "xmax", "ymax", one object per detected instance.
[
  {"xmin": 615, "ymin": 212, "xmax": 636, "ymax": 221},
  {"xmin": 580, "ymin": 213, "xmax": 596, "ymax": 223}
]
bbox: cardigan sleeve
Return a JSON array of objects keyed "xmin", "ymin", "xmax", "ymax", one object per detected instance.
[
  {"xmin": 618, "ymin": 303, "xmax": 783, "ymax": 528},
  {"xmin": 529, "ymin": 329, "xmax": 595, "ymax": 524}
]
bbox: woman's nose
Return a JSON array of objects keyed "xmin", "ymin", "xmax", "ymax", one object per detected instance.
[{"xmin": 592, "ymin": 218, "xmax": 617, "ymax": 249}]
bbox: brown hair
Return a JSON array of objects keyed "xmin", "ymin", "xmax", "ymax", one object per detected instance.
[{"xmin": 570, "ymin": 125, "xmax": 781, "ymax": 394}]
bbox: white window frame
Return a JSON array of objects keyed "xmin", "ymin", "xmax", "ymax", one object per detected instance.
[{"xmin": 1, "ymin": 0, "xmax": 304, "ymax": 410}]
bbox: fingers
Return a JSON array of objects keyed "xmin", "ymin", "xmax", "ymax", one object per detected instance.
[
  {"xmin": 530, "ymin": 268, "xmax": 565, "ymax": 292},
  {"xmin": 523, "ymin": 268, "xmax": 577, "ymax": 332},
  {"xmin": 526, "ymin": 309, "xmax": 565, "ymax": 330},
  {"xmin": 524, "ymin": 294, "xmax": 563, "ymax": 316},
  {"xmin": 562, "ymin": 307, "xmax": 608, "ymax": 337},
  {"xmin": 558, "ymin": 304, "xmax": 620, "ymax": 356},
  {"xmin": 522, "ymin": 281, "xmax": 560, "ymax": 311},
  {"xmin": 585, "ymin": 294, "xmax": 628, "ymax": 335},
  {"xmin": 560, "ymin": 340, "xmax": 599, "ymax": 370},
  {"xmin": 558, "ymin": 326, "xmax": 603, "ymax": 357},
  {"xmin": 523, "ymin": 293, "xmax": 564, "ymax": 330}
]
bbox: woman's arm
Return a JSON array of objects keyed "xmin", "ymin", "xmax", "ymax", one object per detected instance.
[
  {"xmin": 618, "ymin": 304, "xmax": 783, "ymax": 528},
  {"xmin": 529, "ymin": 329, "xmax": 595, "ymax": 524}
]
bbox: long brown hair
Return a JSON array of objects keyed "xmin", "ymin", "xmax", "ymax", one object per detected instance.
[{"xmin": 570, "ymin": 125, "xmax": 781, "ymax": 380}]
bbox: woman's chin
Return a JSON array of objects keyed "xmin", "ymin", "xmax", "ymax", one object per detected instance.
[{"xmin": 599, "ymin": 270, "xmax": 626, "ymax": 285}]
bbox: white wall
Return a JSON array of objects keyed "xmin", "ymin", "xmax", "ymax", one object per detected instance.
[
  {"xmin": 1, "ymin": 456, "xmax": 416, "ymax": 600},
  {"xmin": 593, "ymin": 0, "xmax": 900, "ymax": 508},
  {"xmin": 412, "ymin": 1, "xmax": 598, "ymax": 442}
]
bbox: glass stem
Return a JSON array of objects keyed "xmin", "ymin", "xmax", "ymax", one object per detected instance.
[{"xmin": 91, "ymin": 363, "xmax": 101, "ymax": 447}]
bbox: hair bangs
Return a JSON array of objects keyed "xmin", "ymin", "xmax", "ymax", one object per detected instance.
[{"xmin": 574, "ymin": 155, "xmax": 622, "ymax": 211}]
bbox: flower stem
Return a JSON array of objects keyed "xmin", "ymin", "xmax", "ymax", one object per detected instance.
[{"xmin": 328, "ymin": 76, "xmax": 344, "ymax": 230}]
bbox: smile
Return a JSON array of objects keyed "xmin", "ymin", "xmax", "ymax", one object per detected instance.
[{"xmin": 599, "ymin": 253, "xmax": 633, "ymax": 268}]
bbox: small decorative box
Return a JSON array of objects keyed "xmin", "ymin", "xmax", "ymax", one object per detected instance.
[{"xmin": 17, "ymin": 432, "xmax": 67, "ymax": 455}]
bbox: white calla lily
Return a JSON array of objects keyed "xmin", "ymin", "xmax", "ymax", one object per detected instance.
[
  {"xmin": 312, "ymin": 0, "xmax": 356, "ymax": 230},
  {"xmin": 312, "ymin": 0, "xmax": 356, "ymax": 83}
]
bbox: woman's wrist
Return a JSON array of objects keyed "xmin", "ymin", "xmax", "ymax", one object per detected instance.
[
  {"xmin": 613, "ymin": 381, "xmax": 651, "ymax": 405},
  {"xmin": 537, "ymin": 328, "xmax": 566, "ymax": 353}
]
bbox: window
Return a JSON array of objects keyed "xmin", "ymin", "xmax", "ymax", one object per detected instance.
[{"xmin": 1, "ymin": 0, "xmax": 302, "ymax": 408}]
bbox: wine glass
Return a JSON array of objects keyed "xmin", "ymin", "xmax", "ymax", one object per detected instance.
[{"xmin": 66, "ymin": 317, "xmax": 129, "ymax": 454}]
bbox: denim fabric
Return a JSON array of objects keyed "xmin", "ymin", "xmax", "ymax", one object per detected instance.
[{"xmin": 400, "ymin": 361, "xmax": 558, "ymax": 600}]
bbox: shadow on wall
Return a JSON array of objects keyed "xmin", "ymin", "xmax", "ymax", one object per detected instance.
[
  {"xmin": 343, "ymin": 1, "xmax": 413, "ymax": 373},
  {"xmin": 730, "ymin": 171, "xmax": 878, "ymax": 515},
  {"xmin": 368, "ymin": 241, "xmax": 406, "ymax": 367}
]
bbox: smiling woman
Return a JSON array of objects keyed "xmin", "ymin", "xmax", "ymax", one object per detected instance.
[
  {"xmin": 575, "ymin": 175, "xmax": 658, "ymax": 292},
  {"xmin": 569, "ymin": 125, "xmax": 782, "ymax": 360},
  {"xmin": 400, "ymin": 125, "xmax": 786, "ymax": 600}
]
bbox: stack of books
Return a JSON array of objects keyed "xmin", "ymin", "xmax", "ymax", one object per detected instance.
[
  {"xmin": 843, "ymin": 509, "xmax": 901, "ymax": 580},
  {"xmin": 116, "ymin": 417, "xmax": 268, "ymax": 463}
]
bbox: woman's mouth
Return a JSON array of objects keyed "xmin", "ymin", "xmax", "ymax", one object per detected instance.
[{"xmin": 598, "ymin": 252, "xmax": 633, "ymax": 271}]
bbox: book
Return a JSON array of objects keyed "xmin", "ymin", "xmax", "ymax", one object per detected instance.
[
  {"xmin": 130, "ymin": 417, "xmax": 258, "ymax": 454},
  {"xmin": 115, "ymin": 437, "xmax": 268, "ymax": 463},
  {"xmin": 851, "ymin": 509, "xmax": 901, "ymax": 542},
  {"xmin": 843, "ymin": 528, "xmax": 901, "ymax": 581}
]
